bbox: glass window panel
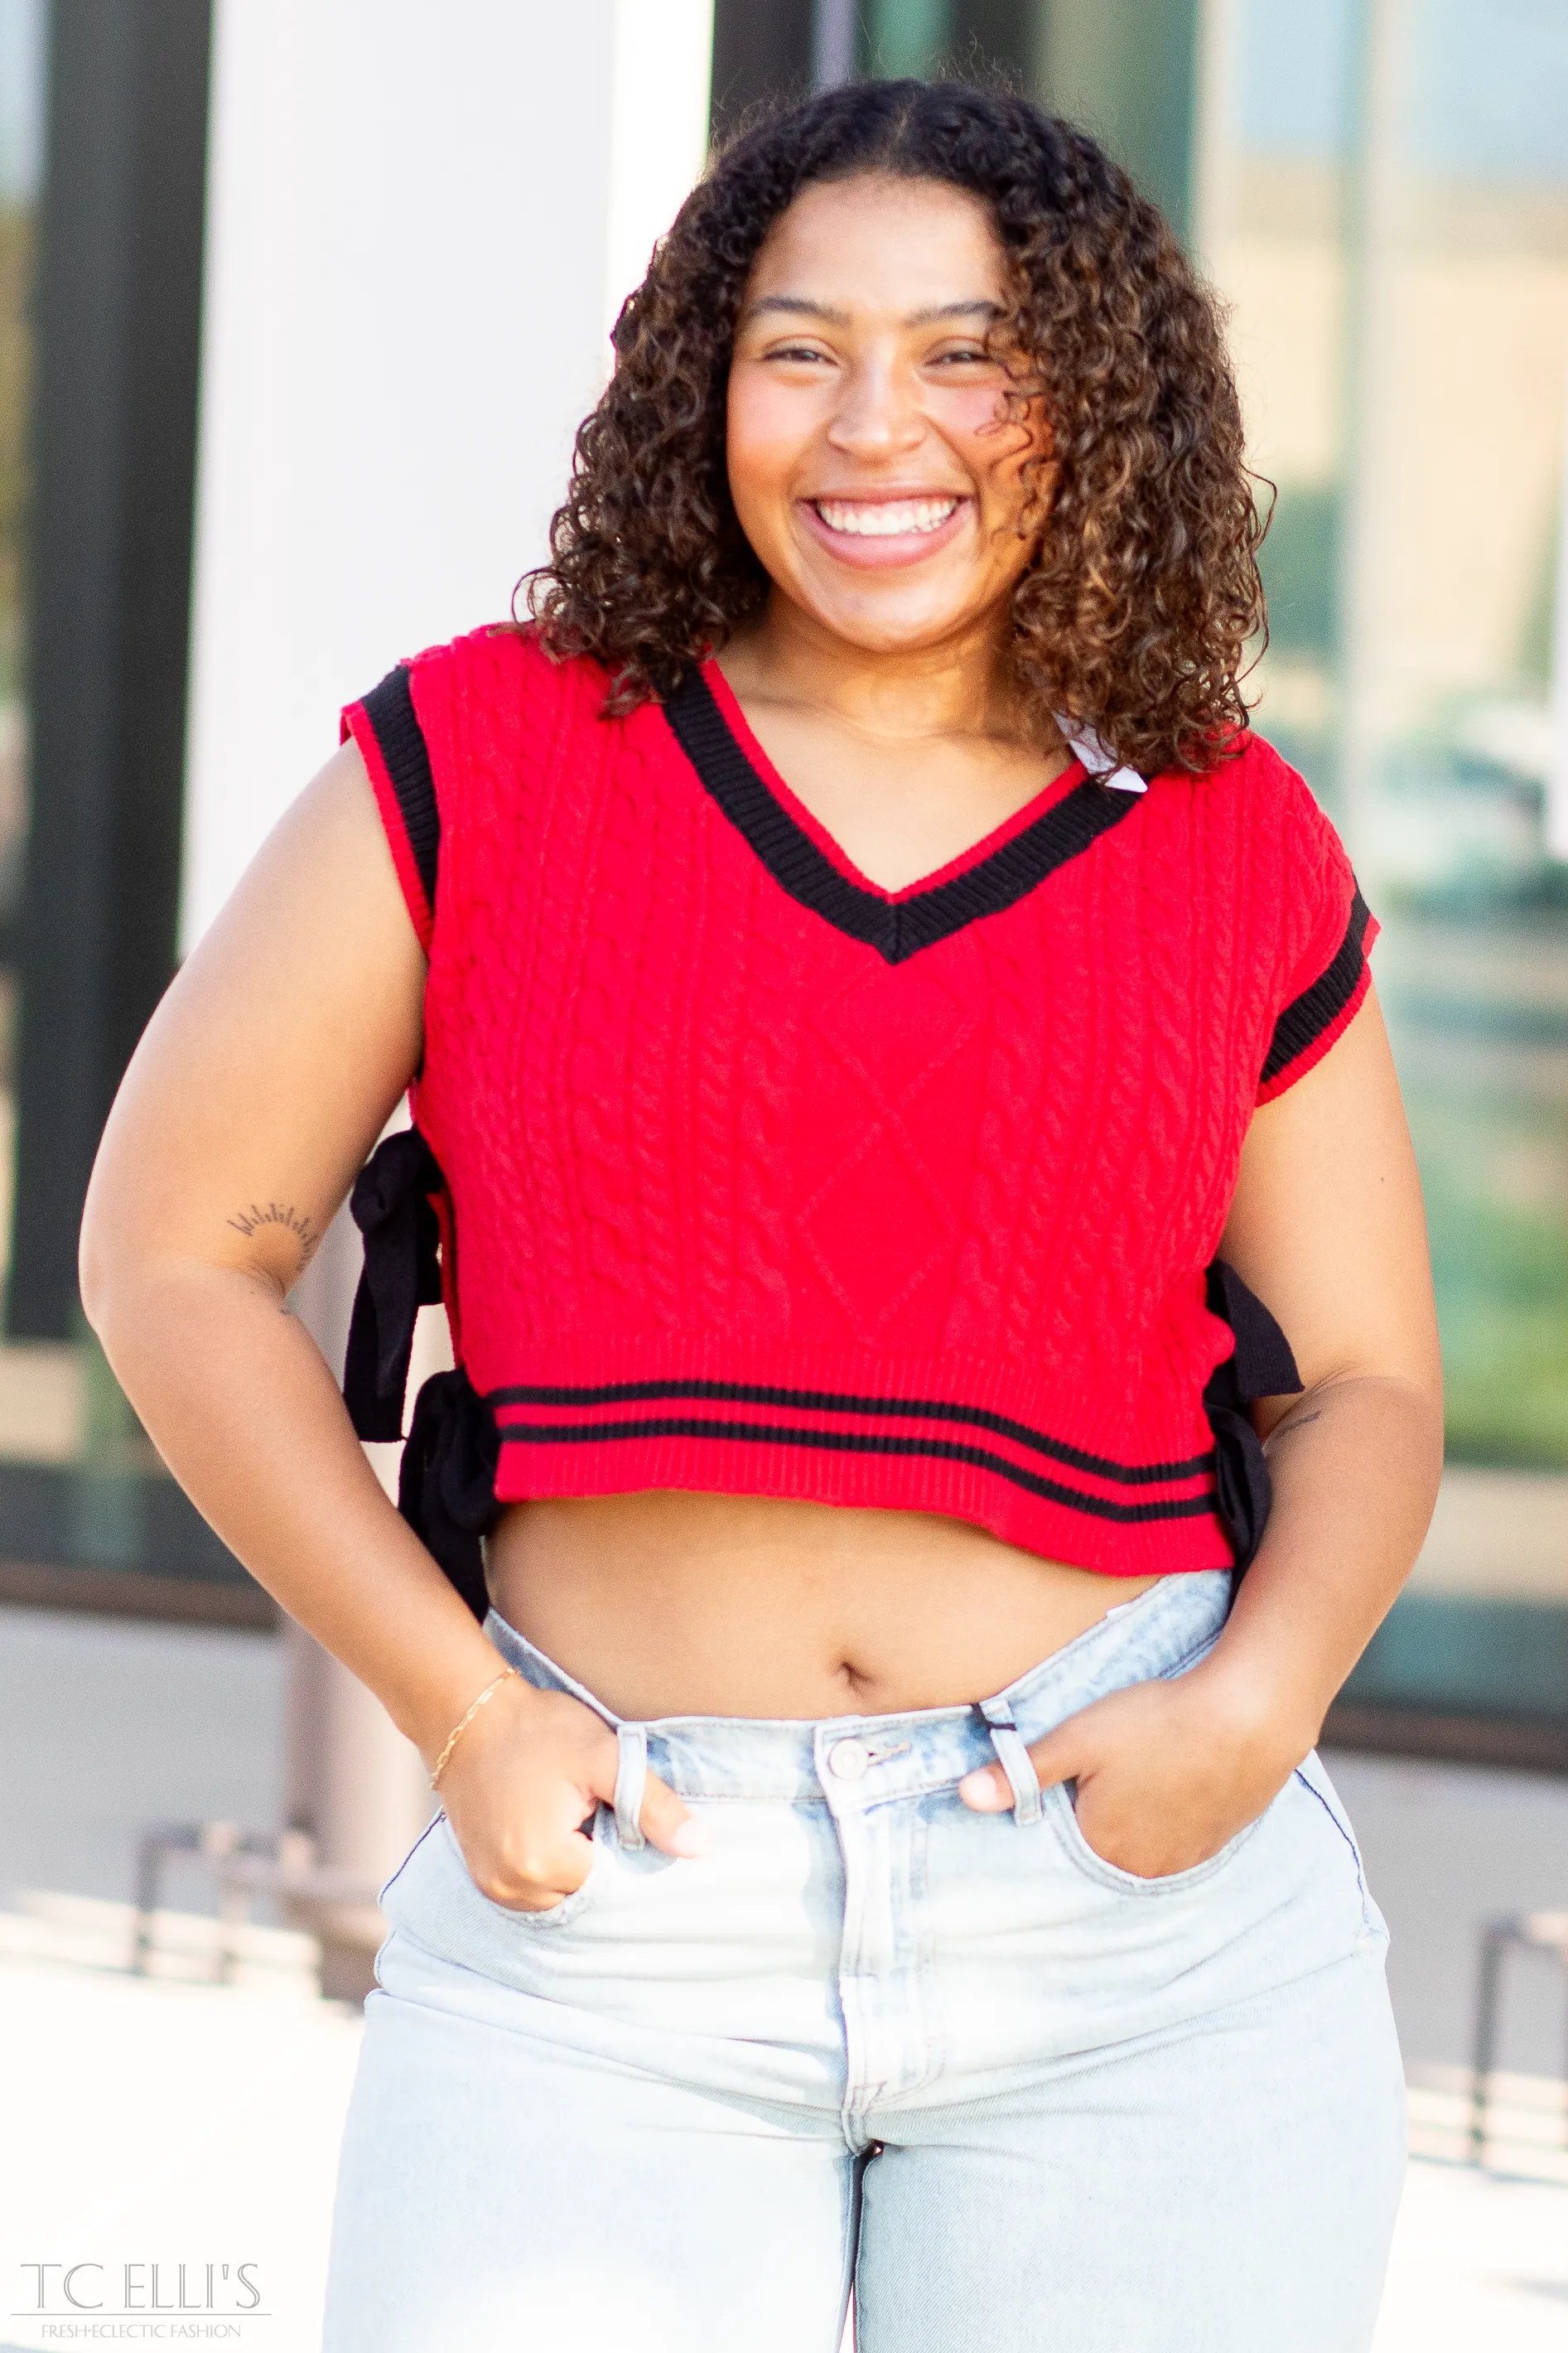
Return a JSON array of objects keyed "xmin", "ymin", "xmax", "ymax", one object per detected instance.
[
  {"xmin": 0, "ymin": 0, "xmax": 51, "ymax": 1416},
  {"xmin": 863, "ymin": 0, "xmax": 955, "ymax": 77},
  {"xmin": 0, "ymin": 2, "xmax": 240, "ymax": 1601},
  {"xmin": 1205, "ymin": 0, "xmax": 1568, "ymax": 1722}
]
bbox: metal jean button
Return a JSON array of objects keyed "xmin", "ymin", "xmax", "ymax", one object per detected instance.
[{"xmin": 828, "ymin": 1737, "xmax": 871, "ymax": 1780}]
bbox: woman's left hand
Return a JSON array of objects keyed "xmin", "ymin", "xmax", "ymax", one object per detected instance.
[{"xmin": 956, "ymin": 1660, "xmax": 1313, "ymax": 1880}]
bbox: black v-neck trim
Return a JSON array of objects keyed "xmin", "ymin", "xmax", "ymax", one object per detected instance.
[{"xmin": 661, "ymin": 667, "xmax": 1142, "ymax": 964}]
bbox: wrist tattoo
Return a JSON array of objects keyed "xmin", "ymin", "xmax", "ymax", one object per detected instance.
[{"xmin": 227, "ymin": 1200, "xmax": 321, "ymax": 1272}]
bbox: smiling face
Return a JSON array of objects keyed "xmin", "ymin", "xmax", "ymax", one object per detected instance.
[{"xmin": 726, "ymin": 173, "xmax": 1051, "ymax": 660}]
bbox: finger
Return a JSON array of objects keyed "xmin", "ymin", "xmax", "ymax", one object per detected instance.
[
  {"xmin": 956, "ymin": 1762, "xmax": 1012, "ymax": 1811},
  {"xmin": 1023, "ymin": 1727, "xmax": 1080, "ymax": 1793},
  {"xmin": 470, "ymin": 1821, "xmax": 594, "ymax": 1911},
  {"xmin": 638, "ymin": 1767, "xmax": 711, "ymax": 1858},
  {"xmin": 957, "ymin": 1726, "xmax": 1078, "ymax": 1812}
]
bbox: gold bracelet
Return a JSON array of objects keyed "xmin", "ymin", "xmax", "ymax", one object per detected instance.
[{"xmin": 428, "ymin": 1665, "xmax": 520, "ymax": 1790}]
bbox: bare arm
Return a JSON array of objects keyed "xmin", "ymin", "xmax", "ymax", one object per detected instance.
[
  {"xmin": 960, "ymin": 985, "xmax": 1444, "ymax": 1872},
  {"xmin": 80, "ymin": 744, "xmax": 698, "ymax": 1902},
  {"xmin": 1206, "ymin": 984, "xmax": 1444, "ymax": 1736}
]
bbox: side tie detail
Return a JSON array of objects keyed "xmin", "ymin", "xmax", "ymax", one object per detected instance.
[
  {"xmin": 397, "ymin": 1368, "xmax": 500, "ymax": 1623},
  {"xmin": 1201, "ymin": 1260, "xmax": 1304, "ymax": 1573},
  {"xmin": 343, "ymin": 1128, "xmax": 446, "ymax": 1442}
]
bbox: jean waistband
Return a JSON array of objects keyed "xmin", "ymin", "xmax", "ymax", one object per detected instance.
[{"xmin": 480, "ymin": 1569, "xmax": 1233, "ymax": 1807}]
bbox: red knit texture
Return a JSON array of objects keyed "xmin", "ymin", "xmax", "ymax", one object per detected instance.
[{"xmin": 342, "ymin": 626, "xmax": 1376, "ymax": 1578}]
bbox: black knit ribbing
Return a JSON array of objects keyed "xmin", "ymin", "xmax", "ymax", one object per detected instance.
[
  {"xmin": 663, "ymin": 668, "xmax": 1141, "ymax": 963},
  {"xmin": 361, "ymin": 665, "xmax": 441, "ymax": 918},
  {"xmin": 1260, "ymin": 891, "xmax": 1371, "ymax": 1086},
  {"xmin": 488, "ymin": 1374, "xmax": 1213, "ymax": 1485}
]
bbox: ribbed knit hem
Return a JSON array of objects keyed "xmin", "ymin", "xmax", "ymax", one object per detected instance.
[{"xmin": 477, "ymin": 1331, "xmax": 1237, "ymax": 1579}]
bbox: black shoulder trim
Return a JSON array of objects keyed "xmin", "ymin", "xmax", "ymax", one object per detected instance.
[
  {"xmin": 663, "ymin": 668, "xmax": 1140, "ymax": 965},
  {"xmin": 361, "ymin": 665, "xmax": 440, "ymax": 919},
  {"xmin": 1261, "ymin": 889, "xmax": 1371, "ymax": 1086}
]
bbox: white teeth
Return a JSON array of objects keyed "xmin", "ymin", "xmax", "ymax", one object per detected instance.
[{"xmin": 814, "ymin": 496, "xmax": 960, "ymax": 538}]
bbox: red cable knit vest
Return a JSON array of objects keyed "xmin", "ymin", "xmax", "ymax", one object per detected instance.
[{"xmin": 340, "ymin": 624, "xmax": 1375, "ymax": 1618}]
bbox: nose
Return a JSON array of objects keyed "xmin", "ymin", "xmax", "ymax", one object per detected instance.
[{"xmin": 826, "ymin": 352, "xmax": 926, "ymax": 461}]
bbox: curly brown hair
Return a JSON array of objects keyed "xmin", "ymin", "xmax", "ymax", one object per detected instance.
[{"xmin": 525, "ymin": 79, "xmax": 1266, "ymax": 779}]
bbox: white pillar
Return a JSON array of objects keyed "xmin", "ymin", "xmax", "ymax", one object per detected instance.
[
  {"xmin": 812, "ymin": 0, "xmax": 857, "ymax": 90},
  {"xmin": 605, "ymin": 0, "xmax": 715, "ymax": 336},
  {"xmin": 183, "ymin": 0, "xmax": 714, "ymax": 1988},
  {"xmin": 1334, "ymin": 0, "xmax": 1412, "ymax": 877}
]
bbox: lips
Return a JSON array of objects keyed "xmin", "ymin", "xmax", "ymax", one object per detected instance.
[
  {"xmin": 813, "ymin": 495, "xmax": 961, "ymax": 538},
  {"xmin": 797, "ymin": 489, "xmax": 972, "ymax": 570}
]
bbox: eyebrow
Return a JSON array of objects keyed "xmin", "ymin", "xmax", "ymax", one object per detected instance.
[{"xmin": 744, "ymin": 296, "xmax": 1003, "ymax": 328}]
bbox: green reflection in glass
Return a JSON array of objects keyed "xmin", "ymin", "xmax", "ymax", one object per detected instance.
[
  {"xmin": 1377, "ymin": 909, "xmax": 1568, "ymax": 1470},
  {"xmin": 1257, "ymin": 485, "xmax": 1341, "ymax": 662},
  {"xmin": 0, "ymin": 195, "xmax": 28, "ymax": 705},
  {"xmin": 866, "ymin": 0, "xmax": 953, "ymax": 78}
]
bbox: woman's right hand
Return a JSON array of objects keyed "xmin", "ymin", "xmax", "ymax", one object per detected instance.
[{"xmin": 431, "ymin": 1674, "xmax": 709, "ymax": 1911}]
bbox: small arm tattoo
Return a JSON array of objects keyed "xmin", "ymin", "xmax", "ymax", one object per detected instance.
[
  {"xmin": 1265, "ymin": 1408, "xmax": 1323, "ymax": 1447},
  {"xmin": 227, "ymin": 1200, "xmax": 321, "ymax": 1271}
]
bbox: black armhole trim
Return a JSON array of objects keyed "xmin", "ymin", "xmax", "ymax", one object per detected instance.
[
  {"xmin": 361, "ymin": 665, "xmax": 441, "ymax": 920},
  {"xmin": 1260, "ymin": 888, "xmax": 1370, "ymax": 1087}
]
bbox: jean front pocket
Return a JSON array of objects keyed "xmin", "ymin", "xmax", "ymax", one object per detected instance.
[
  {"xmin": 1045, "ymin": 1780, "xmax": 1271, "ymax": 1896},
  {"xmin": 376, "ymin": 1805, "xmax": 614, "ymax": 1975},
  {"xmin": 441, "ymin": 1806, "xmax": 610, "ymax": 1932}
]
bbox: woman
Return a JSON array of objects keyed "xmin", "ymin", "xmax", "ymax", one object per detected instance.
[{"xmin": 81, "ymin": 81, "xmax": 1440, "ymax": 2353}]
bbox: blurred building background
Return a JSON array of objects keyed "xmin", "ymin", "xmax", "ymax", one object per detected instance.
[
  {"xmin": 1, "ymin": 6, "xmax": 1566, "ymax": 2345},
  {"xmin": 0, "ymin": 0, "xmax": 1562, "ymax": 1759}
]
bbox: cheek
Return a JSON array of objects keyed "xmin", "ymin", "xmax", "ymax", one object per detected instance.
[
  {"xmin": 726, "ymin": 375, "xmax": 809, "ymax": 535},
  {"xmin": 936, "ymin": 389, "xmax": 1040, "ymax": 500}
]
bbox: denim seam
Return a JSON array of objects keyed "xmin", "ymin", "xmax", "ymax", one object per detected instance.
[
  {"xmin": 1006, "ymin": 1621, "xmax": 1229, "ymax": 1754},
  {"xmin": 998, "ymin": 1579, "xmax": 1230, "ymax": 1720},
  {"xmin": 646, "ymin": 1786, "xmax": 833, "ymax": 1805},
  {"xmin": 375, "ymin": 1808, "xmax": 445, "ymax": 1906},
  {"xmin": 1291, "ymin": 1766, "xmax": 1375, "ymax": 1930}
]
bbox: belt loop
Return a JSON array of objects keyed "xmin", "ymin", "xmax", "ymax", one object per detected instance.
[
  {"xmin": 614, "ymin": 1723, "xmax": 648, "ymax": 1851},
  {"xmin": 977, "ymin": 1697, "xmax": 1043, "ymax": 1826}
]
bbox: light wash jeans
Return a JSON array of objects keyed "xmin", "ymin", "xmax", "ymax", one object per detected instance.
[{"xmin": 322, "ymin": 1570, "xmax": 1406, "ymax": 2352}]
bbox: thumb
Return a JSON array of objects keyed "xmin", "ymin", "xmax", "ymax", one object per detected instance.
[
  {"xmin": 637, "ymin": 1766, "xmax": 712, "ymax": 1859},
  {"xmin": 958, "ymin": 1722, "xmax": 1079, "ymax": 1813}
]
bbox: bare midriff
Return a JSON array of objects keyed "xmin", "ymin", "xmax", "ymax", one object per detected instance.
[{"xmin": 485, "ymin": 1490, "xmax": 1167, "ymax": 1721}]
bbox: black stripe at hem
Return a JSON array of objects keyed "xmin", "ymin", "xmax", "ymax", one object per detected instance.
[
  {"xmin": 662, "ymin": 669, "xmax": 1141, "ymax": 964},
  {"xmin": 489, "ymin": 1375, "xmax": 1212, "ymax": 1486},
  {"xmin": 1260, "ymin": 889, "xmax": 1371, "ymax": 1085},
  {"xmin": 497, "ymin": 1414, "xmax": 1218, "ymax": 1523},
  {"xmin": 360, "ymin": 665, "xmax": 440, "ymax": 917}
]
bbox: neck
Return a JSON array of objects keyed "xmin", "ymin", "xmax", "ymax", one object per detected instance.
[{"xmin": 721, "ymin": 591, "xmax": 1024, "ymax": 747}]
